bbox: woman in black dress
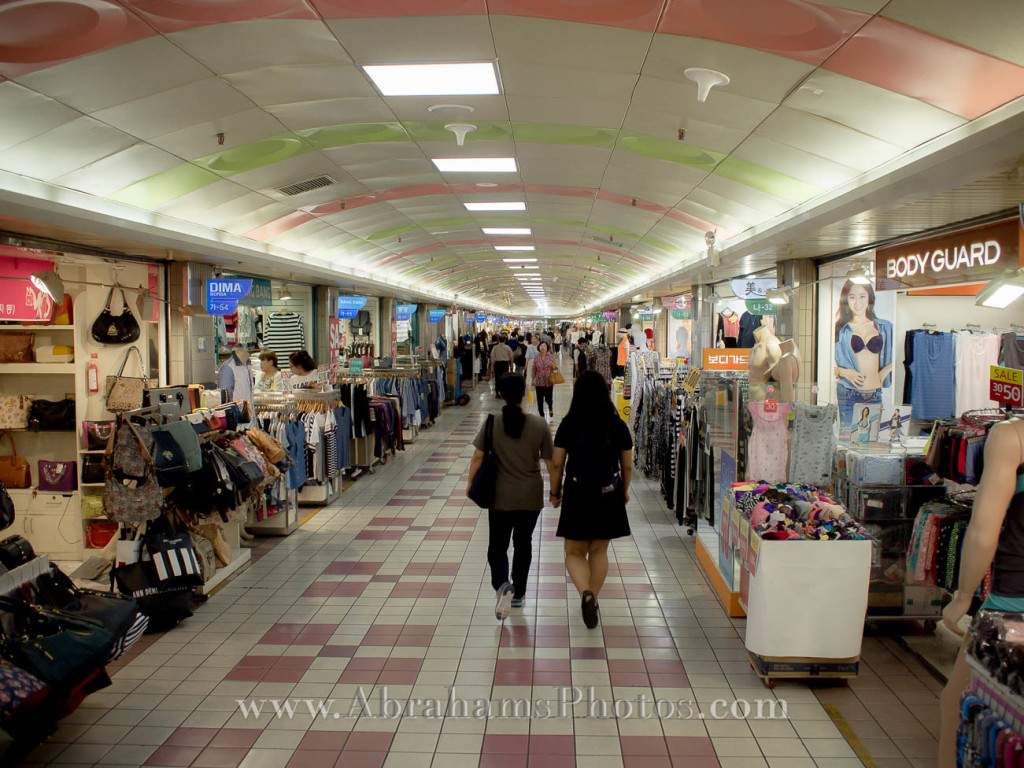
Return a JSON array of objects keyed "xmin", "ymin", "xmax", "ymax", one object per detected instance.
[{"xmin": 548, "ymin": 371, "xmax": 633, "ymax": 628}]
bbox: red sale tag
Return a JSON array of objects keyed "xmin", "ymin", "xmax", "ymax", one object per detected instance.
[
  {"xmin": 990, "ymin": 366, "xmax": 1024, "ymax": 407},
  {"xmin": 763, "ymin": 400, "xmax": 778, "ymax": 413}
]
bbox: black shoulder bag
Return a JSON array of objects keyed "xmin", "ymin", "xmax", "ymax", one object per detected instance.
[
  {"xmin": 468, "ymin": 415, "xmax": 498, "ymax": 509},
  {"xmin": 90, "ymin": 288, "xmax": 140, "ymax": 345}
]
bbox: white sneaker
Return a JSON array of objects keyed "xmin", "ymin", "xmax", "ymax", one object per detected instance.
[{"xmin": 495, "ymin": 582, "xmax": 514, "ymax": 621}]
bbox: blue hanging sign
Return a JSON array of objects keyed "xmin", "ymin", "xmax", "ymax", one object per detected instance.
[
  {"xmin": 429, "ymin": 310, "xmax": 446, "ymax": 323},
  {"xmin": 338, "ymin": 296, "xmax": 368, "ymax": 320},
  {"xmin": 396, "ymin": 303, "xmax": 417, "ymax": 321},
  {"xmin": 222, "ymin": 275, "xmax": 271, "ymax": 306},
  {"xmin": 466, "ymin": 314, "xmax": 477, "ymax": 323},
  {"xmin": 206, "ymin": 278, "xmax": 252, "ymax": 316}
]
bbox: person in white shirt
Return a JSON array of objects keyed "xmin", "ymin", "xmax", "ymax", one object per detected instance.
[
  {"xmin": 554, "ymin": 329, "xmax": 563, "ymax": 355},
  {"xmin": 256, "ymin": 351, "xmax": 283, "ymax": 391}
]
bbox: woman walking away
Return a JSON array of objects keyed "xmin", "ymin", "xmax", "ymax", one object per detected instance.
[
  {"xmin": 532, "ymin": 341, "xmax": 558, "ymax": 421},
  {"xmin": 549, "ymin": 371, "xmax": 633, "ymax": 628},
  {"xmin": 489, "ymin": 334, "xmax": 514, "ymax": 398},
  {"xmin": 467, "ymin": 374, "xmax": 554, "ymax": 620}
]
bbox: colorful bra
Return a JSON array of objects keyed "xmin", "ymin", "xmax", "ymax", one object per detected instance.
[{"xmin": 851, "ymin": 334, "xmax": 883, "ymax": 354}]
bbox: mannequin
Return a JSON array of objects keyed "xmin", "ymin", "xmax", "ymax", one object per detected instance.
[
  {"xmin": 217, "ymin": 349, "xmax": 254, "ymax": 422},
  {"xmin": 773, "ymin": 339, "xmax": 802, "ymax": 403},
  {"xmin": 939, "ymin": 419, "xmax": 1024, "ymax": 768},
  {"xmin": 747, "ymin": 323, "xmax": 782, "ymax": 402}
]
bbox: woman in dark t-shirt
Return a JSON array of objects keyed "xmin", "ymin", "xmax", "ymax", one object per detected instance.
[{"xmin": 549, "ymin": 371, "xmax": 633, "ymax": 629}]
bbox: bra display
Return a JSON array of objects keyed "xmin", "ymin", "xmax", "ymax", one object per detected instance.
[{"xmin": 851, "ymin": 334, "xmax": 883, "ymax": 354}]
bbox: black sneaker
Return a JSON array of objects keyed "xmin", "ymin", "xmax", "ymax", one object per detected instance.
[{"xmin": 581, "ymin": 590, "xmax": 599, "ymax": 629}]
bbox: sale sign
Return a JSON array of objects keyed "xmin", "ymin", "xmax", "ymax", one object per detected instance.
[
  {"xmin": 0, "ymin": 256, "xmax": 56, "ymax": 321},
  {"xmin": 991, "ymin": 365, "xmax": 1024, "ymax": 407}
]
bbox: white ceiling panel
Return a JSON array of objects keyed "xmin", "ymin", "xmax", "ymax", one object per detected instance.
[
  {"xmin": 156, "ymin": 180, "xmax": 264, "ymax": 222},
  {"xmin": 170, "ymin": 20, "xmax": 351, "ymax": 74},
  {"xmin": 695, "ymin": 175, "xmax": 794, "ymax": 217},
  {"xmin": 622, "ymin": 107, "xmax": 749, "ymax": 154},
  {"xmin": 644, "ymin": 35, "xmax": 814, "ymax": 104},
  {"xmin": 0, "ymin": 82, "xmax": 80, "ymax": 153},
  {"xmin": 505, "ymin": 96, "xmax": 626, "ymax": 128},
  {"xmin": 732, "ymin": 135, "xmax": 861, "ymax": 189},
  {"xmin": 266, "ymin": 98, "xmax": 396, "ymax": 132},
  {"xmin": 326, "ymin": 16, "xmax": 496, "ymax": 64},
  {"xmin": 783, "ymin": 71, "xmax": 967, "ymax": 149},
  {"xmin": 228, "ymin": 153, "xmax": 335, "ymax": 194},
  {"xmin": 603, "ymin": 151, "xmax": 707, "ymax": 193},
  {"xmin": 53, "ymin": 143, "xmax": 182, "ymax": 196},
  {"xmin": 224, "ymin": 65, "xmax": 376, "ymax": 106},
  {"xmin": 500, "ymin": 61, "xmax": 638, "ymax": 103},
  {"xmin": 357, "ymin": 172, "xmax": 444, "ymax": 189},
  {"xmin": 491, "ymin": 16, "xmax": 649, "ymax": 73},
  {"xmin": 755, "ymin": 107, "xmax": 904, "ymax": 172},
  {"xmin": 220, "ymin": 201, "xmax": 296, "ymax": 236},
  {"xmin": 16, "ymin": 37, "xmax": 212, "ymax": 114},
  {"xmin": 517, "ymin": 158, "xmax": 607, "ymax": 188},
  {"xmin": 882, "ymin": 0, "xmax": 1024, "ymax": 66},
  {"xmin": 148, "ymin": 108, "xmax": 287, "ymax": 161},
  {"xmin": 676, "ymin": 193, "xmax": 769, "ymax": 233},
  {"xmin": 385, "ymin": 96, "xmax": 509, "ymax": 122},
  {"xmin": 0, "ymin": 117, "xmax": 135, "ymax": 181},
  {"xmin": 268, "ymin": 219, "xmax": 333, "ymax": 249},
  {"xmin": 92, "ymin": 79, "xmax": 256, "ymax": 140},
  {"xmin": 629, "ymin": 75, "xmax": 777, "ymax": 133}
]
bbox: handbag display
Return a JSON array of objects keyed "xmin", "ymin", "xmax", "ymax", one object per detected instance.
[
  {"xmin": 0, "ymin": 660, "xmax": 48, "ymax": 720},
  {"xmin": 83, "ymin": 421, "xmax": 115, "ymax": 451},
  {"xmin": 144, "ymin": 386, "xmax": 189, "ymax": 418},
  {"xmin": 467, "ymin": 414, "xmax": 498, "ymax": 509},
  {"xmin": 145, "ymin": 527, "xmax": 203, "ymax": 587},
  {"xmin": 0, "ymin": 333, "xmax": 33, "ymax": 364},
  {"xmin": 190, "ymin": 532, "xmax": 216, "ymax": 582},
  {"xmin": 37, "ymin": 461, "xmax": 76, "ymax": 493},
  {"xmin": 215, "ymin": 445, "xmax": 262, "ymax": 497},
  {"xmin": 150, "ymin": 428, "xmax": 190, "ymax": 489},
  {"xmin": 0, "ymin": 436, "xmax": 30, "ymax": 490},
  {"xmin": 152, "ymin": 421, "xmax": 201, "ymax": 472},
  {"xmin": 81, "ymin": 495, "xmax": 104, "ymax": 519},
  {"xmin": 111, "ymin": 560, "xmax": 193, "ymax": 633},
  {"xmin": 0, "ymin": 536, "xmax": 34, "ymax": 570},
  {"xmin": 90, "ymin": 287, "xmax": 140, "ymax": 345},
  {"xmin": 0, "ymin": 483, "xmax": 13, "ymax": 532},
  {"xmin": 80, "ymin": 455, "xmax": 104, "ymax": 485},
  {"xmin": 245, "ymin": 428, "xmax": 289, "ymax": 467},
  {"xmin": 27, "ymin": 398, "xmax": 75, "ymax": 431},
  {"xmin": 86, "ymin": 521, "xmax": 118, "ymax": 549},
  {"xmin": 103, "ymin": 420, "xmax": 162, "ymax": 524},
  {"xmin": 195, "ymin": 523, "xmax": 231, "ymax": 568},
  {"xmin": 0, "ymin": 396, "xmax": 31, "ymax": 431},
  {"xmin": 105, "ymin": 346, "xmax": 147, "ymax": 413}
]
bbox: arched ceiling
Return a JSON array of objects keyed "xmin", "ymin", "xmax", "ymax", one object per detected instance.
[{"xmin": 0, "ymin": 0, "xmax": 1023, "ymax": 315}]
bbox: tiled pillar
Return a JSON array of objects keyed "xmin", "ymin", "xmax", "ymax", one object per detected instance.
[{"xmin": 776, "ymin": 259, "xmax": 817, "ymax": 404}]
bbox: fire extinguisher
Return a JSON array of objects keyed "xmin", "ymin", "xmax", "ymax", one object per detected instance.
[{"xmin": 87, "ymin": 354, "xmax": 99, "ymax": 393}]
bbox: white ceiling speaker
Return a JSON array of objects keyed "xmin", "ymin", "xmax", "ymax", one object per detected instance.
[
  {"xmin": 684, "ymin": 67, "xmax": 730, "ymax": 103},
  {"xmin": 427, "ymin": 104, "xmax": 475, "ymax": 113},
  {"xmin": 444, "ymin": 123, "xmax": 477, "ymax": 147}
]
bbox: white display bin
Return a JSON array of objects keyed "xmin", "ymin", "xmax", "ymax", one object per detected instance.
[{"xmin": 744, "ymin": 539, "xmax": 872, "ymax": 660}]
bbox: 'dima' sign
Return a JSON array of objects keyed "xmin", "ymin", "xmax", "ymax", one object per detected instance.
[{"xmin": 207, "ymin": 278, "xmax": 252, "ymax": 316}]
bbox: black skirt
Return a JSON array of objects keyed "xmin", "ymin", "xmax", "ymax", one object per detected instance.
[{"xmin": 556, "ymin": 482, "xmax": 631, "ymax": 541}]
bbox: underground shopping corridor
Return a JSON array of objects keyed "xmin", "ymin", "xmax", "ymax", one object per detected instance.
[{"xmin": 25, "ymin": 366, "xmax": 942, "ymax": 768}]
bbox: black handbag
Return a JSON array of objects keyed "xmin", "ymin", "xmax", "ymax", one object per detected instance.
[
  {"xmin": 111, "ymin": 561, "xmax": 193, "ymax": 633},
  {"xmin": 83, "ymin": 421, "xmax": 115, "ymax": 451},
  {"xmin": 468, "ymin": 415, "xmax": 498, "ymax": 509},
  {"xmin": 151, "ymin": 429, "xmax": 190, "ymax": 489},
  {"xmin": 351, "ymin": 310, "xmax": 372, "ymax": 335},
  {"xmin": 144, "ymin": 387, "xmax": 189, "ymax": 418},
  {"xmin": 90, "ymin": 288, "xmax": 140, "ymax": 345},
  {"xmin": 27, "ymin": 399, "xmax": 75, "ymax": 432},
  {"xmin": 215, "ymin": 446, "xmax": 262, "ymax": 496},
  {"xmin": 0, "ymin": 482, "xmax": 13, "ymax": 533},
  {"xmin": 145, "ymin": 527, "xmax": 203, "ymax": 587},
  {"xmin": 0, "ymin": 536, "xmax": 34, "ymax": 570},
  {"xmin": 81, "ymin": 455, "xmax": 104, "ymax": 485}
]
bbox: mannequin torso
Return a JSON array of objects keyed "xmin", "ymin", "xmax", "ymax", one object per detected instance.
[
  {"xmin": 747, "ymin": 325, "xmax": 782, "ymax": 401},
  {"xmin": 773, "ymin": 339, "xmax": 802, "ymax": 402}
]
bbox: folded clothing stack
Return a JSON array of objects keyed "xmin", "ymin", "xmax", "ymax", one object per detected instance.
[{"xmin": 732, "ymin": 482, "xmax": 873, "ymax": 541}]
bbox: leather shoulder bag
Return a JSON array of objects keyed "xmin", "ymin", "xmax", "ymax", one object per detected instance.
[
  {"xmin": 105, "ymin": 346, "xmax": 147, "ymax": 413},
  {"xmin": 90, "ymin": 287, "xmax": 140, "ymax": 345}
]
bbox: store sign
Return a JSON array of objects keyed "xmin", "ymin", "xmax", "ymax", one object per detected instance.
[
  {"xmin": 745, "ymin": 299, "xmax": 776, "ymax": 315},
  {"xmin": 730, "ymin": 278, "xmax": 776, "ymax": 299},
  {"xmin": 396, "ymin": 303, "xmax": 417, "ymax": 321},
  {"xmin": 0, "ymin": 255, "xmax": 57, "ymax": 322},
  {"xmin": 603, "ymin": 311, "xmax": 618, "ymax": 321},
  {"xmin": 876, "ymin": 219, "xmax": 1021, "ymax": 291},
  {"xmin": 329, "ymin": 318, "xmax": 341, "ymax": 366},
  {"xmin": 429, "ymin": 309, "xmax": 446, "ymax": 323},
  {"xmin": 206, "ymin": 278, "xmax": 252, "ymax": 316},
  {"xmin": 338, "ymin": 296, "xmax": 368, "ymax": 320},
  {"xmin": 636, "ymin": 312, "xmax": 654, "ymax": 321},
  {"xmin": 223, "ymin": 275, "xmax": 271, "ymax": 306},
  {"xmin": 466, "ymin": 314, "xmax": 477, "ymax": 323},
  {"xmin": 349, "ymin": 359, "xmax": 364, "ymax": 374},
  {"xmin": 991, "ymin": 365, "xmax": 1024, "ymax": 406},
  {"xmin": 670, "ymin": 309, "xmax": 692, "ymax": 320},
  {"xmin": 703, "ymin": 349, "xmax": 750, "ymax": 370}
]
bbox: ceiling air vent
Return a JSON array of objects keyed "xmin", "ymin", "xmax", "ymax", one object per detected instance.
[{"xmin": 276, "ymin": 175, "xmax": 335, "ymax": 196}]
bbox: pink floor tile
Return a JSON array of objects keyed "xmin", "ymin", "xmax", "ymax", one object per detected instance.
[
  {"xmin": 345, "ymin": 732, "xmax": 394, "ymax": 752},
  {"xmin": 335, "ymin": 752, "xmax": 386, "ymax": 768},
  {"xmin": 609, "ymin": 659, "xmax": 647, "ymax": 673},
  {"xmin": 164, "ymin": 729, "xmax": 219, "ymax": 748},
  {"xmin": 529, "ymin": 756, "xmax": 575, "ymax": 768},
  {"xmin": 191, "ymin": 747, "xmax": 250, "ymax": 768},
  {"xmin": 480, "ymin": 755, "xmax": 529, "ymax": 768},
  {"xmin": 620, "ymin": 736, "xmax": 668, "ymax": 756},
  {"xmin": 339, "ymin": 670, "xmax": 380, "ymax": 684},
  {"xmin": 533, "ymin": 671, "xmax": 572, "ymax": 686},
  {"xmin": 299, "ymin": 732, "xmax": 350, "ymax": 750},
  {"xmin": 332, "ymin": 583, "xmax": 369, "ymax": 597},
  {"xmin": 144, "ymin": 745, "xmax": 203, "ymax": 766},
  {"xmin": 610, "ymin": 672, "xmax": 652, "ymax": 687},
  {"xmin": 529, "ymin": 735, "xmax": 575, "ymax": 754},
  {"xmin": 482, "ymin": 733, "xmax": 530, "ymax": 753},
  {"xmin": 648, "ymin": 674, "xmax": 690, "ymax": 688},
  {"xmin": 622, "ymin": 758, "xmax": 672, "ymax": 768},
  {"xmin": 262, "ymin": 668, "xmax": 306, "ymax": 683},
  {"xmin": 377, "ymin": 670, "xmax": 419, "ymax": 685},
  {"xmin": 570, "ymin": 647, "xmax": 607, "ymax": 660},
  {"xmin": 287, "ymin": 751, "xmax": 340, "ymax": 768},
  {"xmin": 224, "ymin": 669, "xmax": 263, "ymax": 682},
  {"xmin": 670, "ymin": 759, "xmax": 720, "ymax": 768},
  {"xmin": 664, "ymin": 737, "xmax": 716, "ymax": 757}
]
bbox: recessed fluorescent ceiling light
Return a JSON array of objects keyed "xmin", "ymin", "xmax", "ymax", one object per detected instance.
[
  {"xmin": 465, "ymin": 202, "xmax": 526, "ymax": 211},
  {"xmin": 483, "ymin": 227, "xmax": 531, "ymax": 235},
  {"xmin": 494, "ymin": 246, "xmax": 534, "ymax": 251},
  {"xmin": 432, "ymin": 158, "xmax": 517, "ymax": 173},
  {"xmin": 363, "ymin": 62, "xmax": 499, "ymax": 96},
  {"xmin": 502, "ymin": 258, "xmax": 537, "ymax": 263}
]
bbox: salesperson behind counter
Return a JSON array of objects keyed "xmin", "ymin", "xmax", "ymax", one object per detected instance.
[{"xmin": 289, "ymin": 350, "xmax": 318, "ymax": 389}]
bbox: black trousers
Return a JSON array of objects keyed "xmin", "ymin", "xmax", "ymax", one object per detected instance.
[
  {"xmin": 536, "ymin": 386, "xmax": 553, "ymax": 417},
  {"xmin": 487, "ymin": 509, "xmax": 541, "ymax": 599},
  {"xmin": 493, "ymin": 361, "xmax": 510, "ymax": 395}
]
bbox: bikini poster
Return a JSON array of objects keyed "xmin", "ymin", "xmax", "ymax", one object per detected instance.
[{"xmin": 818, "ymin": 258, "xmax": 896, "ymax": 441}]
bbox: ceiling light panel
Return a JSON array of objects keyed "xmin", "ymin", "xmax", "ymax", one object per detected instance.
[
  {"xmin": 432, "ymin": 157, "xmax": 517, "ymax": 173},
  {"xmin": 483, "ymin": 227, "xmax": 531, "ymax": 235},
  {"xmin": 502, "ymin": 258, "xmax": 537, "ymax": 263},
  {"xmin": 362, "ymin": 62, "xmax": 499, "ymax": 96},
  {"xmin": 465, "ymin": 202, "xmax": 526, "ymax": 211},
  {"xmin": 495, "ymin": 246, "xmax": 535, "ymax": 251}
]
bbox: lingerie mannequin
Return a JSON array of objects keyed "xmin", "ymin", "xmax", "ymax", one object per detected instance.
[
  {"xmin": 747, "ymin": 323, "xmax": 782, "ymax": 402},
  {"xmin": 939, "ymin": 419, "xmax": 1024, "ymax": 768},
  {"xmin": 773, "ymin": 339, "xmax": 802, "ymax": 403}
]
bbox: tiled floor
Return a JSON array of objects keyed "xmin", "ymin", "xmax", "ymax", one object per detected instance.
[{"xmin": 26, "ymin": 359, "xmax": 942, "ymax": 768}]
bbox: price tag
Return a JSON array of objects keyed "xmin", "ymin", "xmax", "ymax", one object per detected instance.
[
  {"xmin": 763, "ymin": 399, "xmax": 778, "ymax": 413},
  {"xmin": 747, "ymin": 532, "xmax": 760, "ymax": 576},
  {"xmin": 349, "ymin": 359, "xmax": 364, "ymax": 374},
  {"xmin": 680, "ymin": 367, "xmax": 702, "ymax": 394},
  {"xmin": 738, "ymin": 519, "xmax": 750, "ymax": 559},
  {"xmin": 990, "ymin": 365, "xmax": 1024, "ymax": 406}
]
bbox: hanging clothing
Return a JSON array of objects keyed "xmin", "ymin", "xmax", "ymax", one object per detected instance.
[
  {"xmin": 737, "ymin": 312, "xmax": 762, "ymax": 349},
  {"xmin": 217, "ymin": 352, "xmax": 254, "ymax": 425},
  {"xmin": 746, "ymin": 402, "xmax": 791, "ymax": 483},
  {"xmin": 787, "ymin": 403, "xmax": 837, "ymax": 487},
  {"xmin": 1000, "ymin": 332, "xmax": 1024, "ymax": 370},
  {"xmin": 955, "ymin": 331, "xmax": 1000, "ymax": 413},
  {"xmin": 264, "ymin": 311, "xmax": 305, "ymax": 356},
  {"xmin": 910, "ymin": 332, "xmax": 955, "ymax": 421}
]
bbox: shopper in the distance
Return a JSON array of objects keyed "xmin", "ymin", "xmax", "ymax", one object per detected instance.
[
  {"xmin": 554, "ymin": 328, "xmax": 563, "ymax": 355},
  {"xmin": 532, "ymin": 341, "xmax": 558, "ymax": 422},
  {"xmin": 256, "ymin": 351, "xmax": 283, "ymax": 391},
  {"xmin": 288, "ymin": 350, "xmax": 318, "ymax": 388},
  {"xmin": 489, "ymin": 335, "xmax": 514, "ymax": 398},
  {"xmin": 549, "ymin": 371, "xmax": 633, "ymax": 629},
  {"xmin": 467, "ymin": 374, "xmax": 553, "ymax": 620}
]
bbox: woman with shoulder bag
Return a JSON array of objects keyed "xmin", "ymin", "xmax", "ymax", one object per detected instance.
[
  {"xmin": 548, "ymin": 371, "xmax": 633, "ymax": 629},
  {"xmin": 466, "ymin": 374, "xmax": 553, "ymax": 620},
  {"xmin": 531, "ymin": 341, "xmax": 560, "ymax": 422}
]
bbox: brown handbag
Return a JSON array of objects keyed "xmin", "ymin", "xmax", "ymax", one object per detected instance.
[
  {"xmin": 0, "ymin": 333, "xmax": 34, "ymax": 363},
  {"xmin": 0, "ymin": 434, "xmax": 31, "ymax": 489},
  {"xmin": 105, "ymin": 346, "xmax": 147, "ymax": 413}
]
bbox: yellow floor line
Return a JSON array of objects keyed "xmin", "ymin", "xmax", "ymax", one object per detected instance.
[
  {"xmin": 823, "ymin": 703, "xmax": 880, "ymax": 768},
  {"xmin": 298, "ymin": 507, "xmax": 323, "ymax": 526}
]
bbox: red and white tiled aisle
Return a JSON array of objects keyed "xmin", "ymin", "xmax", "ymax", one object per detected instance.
[{"xmin": 26, "ymin": 360, "xmax": 942, "ymax": 768}]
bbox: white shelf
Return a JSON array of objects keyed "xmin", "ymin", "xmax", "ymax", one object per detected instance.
[
  {"xmin": 0, "ymin": 325, "xmax": 74, "ymax": 332},
  {"xmin": 196, "ymin": 547, "xmax": 251, "ymax": 595},
  {"xmin": 0, "ymin": 363, "xmax": 75, "ymax": 374}
]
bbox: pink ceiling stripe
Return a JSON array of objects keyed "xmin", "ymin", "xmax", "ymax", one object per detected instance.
[
  {"xmin": 121, "ymin": 0, "xmax": 319, "ymax": 33},
  {"xmin": 373, "ymin": 239, "xmax": 659, "ymax": 269},
  {"xmin": 308, "ymin": 0, "xmax": 485, "ymax": 18},
  {"xmin": 487, "ymin": 0, "xmax": 667, "ymax": 33},
  {"xmin": 243, "ymin": 211, "xmax": 315, "ymax": 241},
  {"xmin": 823, "ymin": 17, "xmax": 1024, "ymax": 120}
]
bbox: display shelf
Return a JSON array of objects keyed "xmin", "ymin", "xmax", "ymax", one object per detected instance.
[
  {"xmin": 0, "ymin": 325, "xmax": 74, "ymax": 332},
  {"xmin": 966, "ymin": 653, "xmax": 1024, "ymax": 726},
  {"xmin": 0, "ymin": 556, "xmax": 50, "ymax": 596},
  {"xmin": 0, "ymin": 363, "xmax": 75, "ymax": 374},
  {"xmin": 196, "ymin": 548, "xmax": 251, "ymax": 595}
]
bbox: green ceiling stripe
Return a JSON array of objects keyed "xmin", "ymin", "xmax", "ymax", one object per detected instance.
[
  {"xmin": 713, "ymin": 157, "xmax": 822, "ymax": 204},
  {"xmin": 192, "ymin": 134, "xmax": 313, "ymax": 177},
  {"xmin": 298, "ymin": 122, "xmax": 411, "ymax": 149},
  {"xmin": 107, "ymin": 163, "xmax": 221, "ymax": 209}
]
